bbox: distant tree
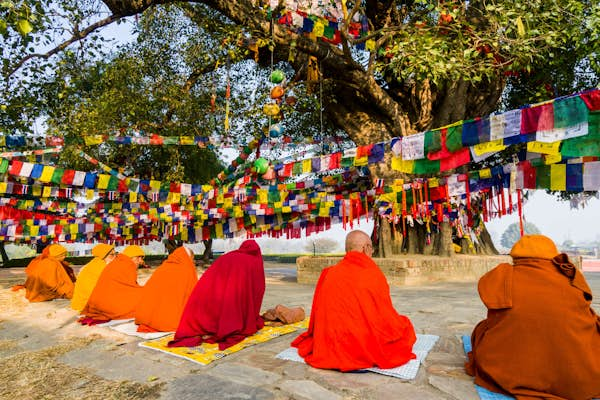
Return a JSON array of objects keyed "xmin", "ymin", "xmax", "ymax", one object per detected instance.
[
  {"xmin": 500, "ymin": 222, "xmax": 541, "ymax": 249},
  {"xmin": 304, "ymin": 238, "xmax": 340, "ymax": 255}
]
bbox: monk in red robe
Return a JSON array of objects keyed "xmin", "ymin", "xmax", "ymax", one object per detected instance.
[
  {"xmin": 135, "ymin": 247, "xmax": 198, "ymax": 332},
  {"xmin": 21, "ymin": 244, "xmax": 76, "ymax": 302},
  {"xmin": 168, "ymin": 240, "xmax": 265, "ymax": 350},
  {"xmin": 80, "ymin": 245, "xmax": 145, "ymax": 323},
  {"xmin": 465, "ymin": 235, "xmax": 600, "ymax": 400},
  {"xmin": 292, "ymin": 230, "xmax": 417, "ymax": 371}
]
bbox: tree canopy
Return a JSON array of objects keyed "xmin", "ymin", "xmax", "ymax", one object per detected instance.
[{"xmin": 500, "ymin": 221, "xmax": 541, "ymax": 249}]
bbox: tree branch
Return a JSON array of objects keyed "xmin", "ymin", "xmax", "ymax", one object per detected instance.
[{"xmin": 8, "ymin": 14, "xmax": 124, "ymax": 77}]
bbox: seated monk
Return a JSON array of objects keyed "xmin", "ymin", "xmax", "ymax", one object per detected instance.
[
  {"xmin": 465, "ymin": 235, "xmax": 600, "ymax": 399},
  {"xmin": 292, "ymin": 230, "xmax": 417, "ymax": 371},
  {"xmin": 168, "ymin": 239, "xmax": 265, "ymax": 350},
  {"xmin": 134, "ymin": 247, "xmax": 198, "ymax": 332},
  {"xmin": 80, "ymin": 245, "xmax": 145, "ymax": 323},
  {"xmin": 70, "ymin": 244, "xmax": 116, "ymax": 311},
  {"xmin": 21, "ymin": 244, "xmax": 76, "ymax": 302}
]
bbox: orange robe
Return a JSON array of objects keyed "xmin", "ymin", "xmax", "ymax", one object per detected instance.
[
  {"xmin": 466, "ymin": 254, "xmax": 600, "ymax": 399},
  {"xmin": 81, "ymin": 254, "xmax": 143, "ymax": 320},
  {"xmin": 70, "ymin": 257, "xmax": 107, "ymax": 311},
  {"xmin": 292, "ymin": 251, "xmax": 416, "ymax": 371},
  {"xmin": 23, "ymin": 253, "xmax": 75, "ymax": 302},
  {"xmin": 135, "ymin": 247, "xmax": 198, "ymax": 332}
]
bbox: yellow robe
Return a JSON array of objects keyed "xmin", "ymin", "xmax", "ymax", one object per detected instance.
[{"xmin": 70, "ymin": 257, "xmax": 106, "ymax": 311}]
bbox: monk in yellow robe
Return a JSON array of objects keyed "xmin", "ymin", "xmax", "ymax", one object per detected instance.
[
  {"xmin": 135, "ymin": 247, "xmax": 197, "ymax": 332},
  {"xmin": 80, "ymin": 245, "xmax": 145, "ymax": 323},
  {"xmin": 22, "ymin": 244, "xmax": 76, "ymax": 302},
  {"xmin": 466, "ymin": 235, "xmax": 600, "ymax": 399},
  {"xmin": 70, "ymin": 244, "xmax": 116, "ymax": 311}
]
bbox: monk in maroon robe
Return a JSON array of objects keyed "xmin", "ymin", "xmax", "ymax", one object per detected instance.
[
  {"xmin": 466, "ymin": 235, "xmax": 600, "ymax": 400},
  {"xmin": 168, "ymin": 240, "xmax": 265, "ymax": 350}
]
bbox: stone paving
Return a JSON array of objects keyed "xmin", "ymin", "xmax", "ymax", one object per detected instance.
[{"xmin": 0, "ymin": 263, "xmax": 598, "ymax": 400}]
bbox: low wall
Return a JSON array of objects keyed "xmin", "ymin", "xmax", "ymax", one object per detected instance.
[{"xmin": 297, "ymin": 254, "xmax": 512, "ymax": 286}]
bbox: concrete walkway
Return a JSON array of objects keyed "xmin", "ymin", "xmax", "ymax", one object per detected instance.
[{"xmin": 1, "ymin": 263, "xmax": 598, "ymax": 400}]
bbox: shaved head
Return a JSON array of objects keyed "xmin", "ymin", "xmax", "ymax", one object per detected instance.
[{"xmin": 345, "ymin": 230, "xmax": 372, "ymax": 253}]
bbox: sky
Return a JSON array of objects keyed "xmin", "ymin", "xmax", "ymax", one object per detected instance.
[{"xmin": 486, "ymin": 191, "xmax": 600, "ymax": 247}]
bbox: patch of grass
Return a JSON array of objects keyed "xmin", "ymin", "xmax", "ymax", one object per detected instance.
[{"xmin": 0, "ymin": 337, "xmax": 163, "ymax": 399}]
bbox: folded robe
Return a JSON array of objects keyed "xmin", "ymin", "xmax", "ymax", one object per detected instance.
[
  {"xmin": 80, "ymin": 254, "xmax": 142, "ymax": 320},
  {"xmin": 292, "ymin": 251, "xmax": 417, "ymax": 372},
  {"xmin": 135, "ymin": 247, "xmax": 198, "ymax": 332},
  {"xmin": 168, "ymin": 240, "xmax": 265, "ymax": 350}
]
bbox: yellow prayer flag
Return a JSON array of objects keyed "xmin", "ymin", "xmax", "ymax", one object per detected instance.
[
  {"xmin": 366, "ymin": 39, "xmax": 376, "ymax": 52},
  {"xmin": 473, "ymin": 139, "xmax": 506, "ymax": 156},
  {"xmin": 428, "ymin": 177, "xmax": 439, "ymax": 188},
  {"xmin": 39, "ymin": 166, "xmax": 55, "ymax": 182},
  {"xmin": 84, "ymin": 135, "xmax": 104, "ymax": 146},
  {"xmin": 129, "ymin": 192, "xmax": 137, "ymax": 203},
  {"xmin": 86, "ymin": 189, "xmax": 95, "ymax": 200},
  {"xmin": 354, "ymin": 156, "xmax": 368, "ymax": 166},
  {"xmin": 313, "ymin": 21, "xmax": 325, "ymax": 37},
  {"xmin": 258, "ymin": 189, "xmax": 268, "ymax": 204},
  {"xmin": 171, "ymin": 193, "xmax": 181, "ymax": 204},
  {"xmin": 544, "ymin": 154, "xmax": 562, "ymax": 165},
  {"xmin": 150, "ymin": 180, "xmax": 161, "ymax": 191},
  {"xmin": 550, "ymin": 164, "xmax": 566, "ymax": 191},
  {"xmin": 215, "ymin": 223, "xmax": 223, "ymax": 238},
  {"xmin": 479, "ymin": 168, "xmax": 492, "ymax": 179},
  {"xmin": 0, "ymin": 182, "xmax": 6, "ymax": 194},
  {"xmin": 180, "ymin": 136, "xmax": 195, "ymax": 145},
  {"xmin": 527, "ymin": 141, "xmax": 561, "ymax": 155},
  {"xmin": 30, "ymin": 225, "xmax": 40, "ymax": 237},
  {"xmin": 391, "ymin": 156, "xmax": 414, "ymax": 173},
  {"xmin": 318, "ymin": 206, "xmax": 330, "ymax": 217},
  {"xmin": 302, "ymin": 159, "xmax": 312, "ymax": 173},
  {"xmin": 97, "ymin": 174, "xmax": 111, "ymax": 190},
  {"xmin": 43, "ymin": 186, "xmax": 52, "ymax": 198}
]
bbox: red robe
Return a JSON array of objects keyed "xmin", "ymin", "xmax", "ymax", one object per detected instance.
[
  {"xmin": 292, "ymin": 251, "xmax": 416, "ymax": 371},
  {"xmin": 135, "ymin": 247, "xmax": 198, "ymax": 332},
  {"xmin": 168, "ymin": 240, "xmax": 265, "ymax": 350},
  {"xmin": 466, "ymin": 253, "xmax": 600, "ymax": 400},
  {"xmin": 80, "ymin": 254, "xmax": 143, "ymax": 320}
]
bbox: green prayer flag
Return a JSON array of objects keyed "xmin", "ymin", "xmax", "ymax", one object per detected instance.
[
  {"xmin": 51, "ymin": 168, "xmax": 64, "ymax": 185},
  {"xmin": 554, "ymin": 96, "xmax": 589, "ymax": 128},
  {"xmin": 413, "ymin": 158, "xmax": 440, "ymax": 174},
  {"xmin": 424, "ymin": 130, "xmax": 442, "ymax": 153},
  {"xmin": 446, "ymin": 125, "xmax": 463, "ymax": 152},
  {"xmin": 0, "ymin": 159, "xmax": 9, "ymax": 174},
  {"xmin": 535, "ymin": 165, "xmax": 551, "ymax": 189}
]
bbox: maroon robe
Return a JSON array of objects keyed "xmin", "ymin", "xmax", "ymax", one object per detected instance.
[{"xmin": 168, "ymin": 240, "xmax": 265, "ymax": 350}]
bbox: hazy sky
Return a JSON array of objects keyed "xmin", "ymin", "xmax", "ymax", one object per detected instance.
[{"xmin": 486, "ymin": 191, "xmax": 600, "ymax": 246}]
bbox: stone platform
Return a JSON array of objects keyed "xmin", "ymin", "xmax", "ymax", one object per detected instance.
[{"xmin": 297, "ymin": 255, "xmax": 512, "ymax": 285}]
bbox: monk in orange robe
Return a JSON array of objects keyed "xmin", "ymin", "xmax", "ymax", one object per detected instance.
[
  {"xmin": 21, "ymin": 244, "xmax": 76, "ymax": 302},
  {"xmin": 292, "ymin": 230, "xmax": 417, "ymax": 371},
  {"xmin": 80, "ymin": 245, "xmax": 145, "ymax": 323},
  {"xmin": 465, "ymin": 235, "xmax": 600, "ymax": 400},
  {"xmin": 135, "ymin": 247, "xmax": 197, "ymax": 332},
  {"xmin": 71, "ymin": 244, "xmax": 116, "ymax": 311}
]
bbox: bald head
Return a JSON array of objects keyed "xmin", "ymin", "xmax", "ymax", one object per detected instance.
[{"xmin": 345, "ymin": 230, "xmax": 373, "ymax": 255}]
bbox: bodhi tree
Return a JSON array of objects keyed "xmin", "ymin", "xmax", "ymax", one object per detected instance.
[{"xmin": 1, "ymin": 0, "xmax": 599, "ymax": 257}]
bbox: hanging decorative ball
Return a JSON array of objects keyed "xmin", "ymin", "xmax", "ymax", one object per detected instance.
[
  {"xmin": 239, "ymin": 152, "xmax": 248, "ymax": 160},
  {"xmin": 262, "ymin": 103, "xmax": 280, "ymax": 116},
  {"xmin": 285, "ymin": 95, "xmax": 297, "ymax": 106},
  {"xmin": 254, "ymin": 157, "xmax": 269, "ymax": 174},
  {"xmin": 270, "ymin": 85, "xmax": 285, "ymax": 99},
  {"xmin": 270, "ymin": 69, "xmax": 285, "ymax": 84},
  {"xmin": 269, "ymin": 123, "xmax": 284, "ymax": 138},
  {"xmin": 262, "ymin": 167, "xmax": 275, "ymax": 180}
]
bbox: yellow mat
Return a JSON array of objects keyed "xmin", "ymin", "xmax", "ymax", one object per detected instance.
[{"xmin": 138, "ymin": 318, "xmax": 309, "ymax": 365}]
